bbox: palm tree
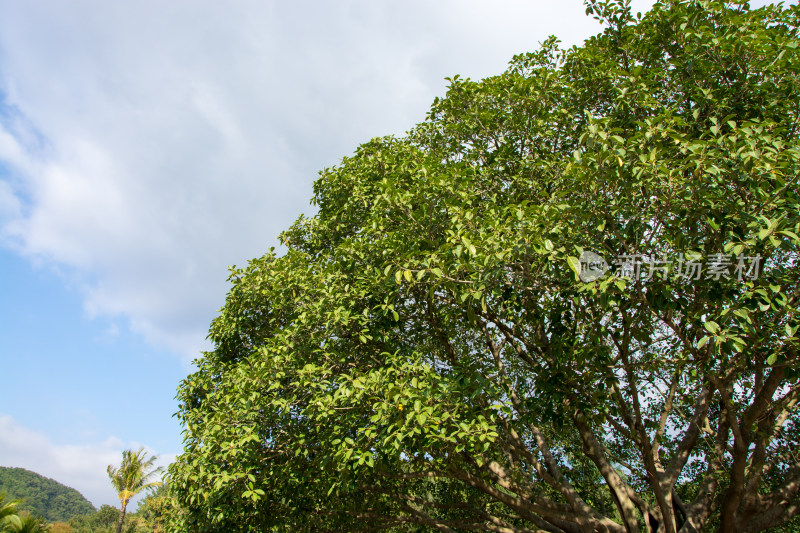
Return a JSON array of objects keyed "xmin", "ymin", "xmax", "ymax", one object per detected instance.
[
  {"xmin": 107, "ymin": 447, "xmax": 163, "ymax": 533},
  {"xmin": 7, "ymin": 512, "xmax": 47, "ymax": 533},
  {"xmin": 0, "ymin": 492, "xmax": 22, "ymax": 532}
]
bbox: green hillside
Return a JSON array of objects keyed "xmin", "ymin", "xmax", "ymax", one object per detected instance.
[{"xmin": 0, "ymin": 466, "xmax": 96, "ymax": 522}]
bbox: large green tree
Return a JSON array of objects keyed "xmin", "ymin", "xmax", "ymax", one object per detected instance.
[
  {"xmin": 169, "ymin": 0, "xmax": 800, "ymax": 531},
  {"xmin": 107, "ymin": 448, "xmax": 162, "ymax": 533}
]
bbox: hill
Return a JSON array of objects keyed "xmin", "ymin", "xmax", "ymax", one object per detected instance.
[{"xmin": 0, "ymin": 466, "xmax": 96, "ymax": 522}]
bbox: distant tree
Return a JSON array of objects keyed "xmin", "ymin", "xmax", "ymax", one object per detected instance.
[
  {"xmin": 134, "ymin": 484, "xmax": 173, "ymax": 533},
  {"xmin": 93, "ymin": 505, "xmax": 120, "ymax": 529},
  {"xmin": 48, "ymin": 522, "xmax": 72, "ymax": 533},
  {"xmin": 68, "ymin": 505, "xmax": 117, "ymax": 533},
  {"xmin": 64, "ymin": 515, "xmax": 88, "ymax": 533},
  {"xmin": 107, "ymin": 449, "xmax": 162, "ymax": 533},
  {"xmin": 68, "ymin": 498, "xmax": 146, "ymax": 533}
]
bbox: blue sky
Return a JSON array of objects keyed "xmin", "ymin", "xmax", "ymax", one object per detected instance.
[
  {"xmin": 0, "ymin": 0, "xmax": 788, "ymax": 510},
  {"xmin": 0, "ymin": 245, "xmax": 183, "ymax": 450}
]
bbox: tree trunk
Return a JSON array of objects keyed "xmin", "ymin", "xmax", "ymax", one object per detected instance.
[{"xmin": 115, "ymin": 499, "xmax": 128, "ymax": 533}]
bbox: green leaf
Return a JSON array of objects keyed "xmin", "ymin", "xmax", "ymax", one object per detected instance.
[{"xmin": 567, "ymin": 256, "xmax": 581, "ymax": 279}]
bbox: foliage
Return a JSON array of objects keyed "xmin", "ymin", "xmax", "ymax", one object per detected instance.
[
  {"xmin": 107, "ymin": 449, "xmax": 162, "ymax": 533},
  {"xmin": 133, "ymin": 483, "xmax": 178, "ymax": 533},
  {"xmin": 0, "ymin": 492, "xmax": 22, "ymax": 532},
  {"xmin": 0, "ymin": 468, "xmax": 94, "ymax": 524},
  {"xmin": 67, "ymin": 505, "xmax": 146, "ymax": 533},
  {"xmin": 6, "ymin": 512, "xmax": 48, "ymax": 533},
  {"xmin": 170, "ymin": 0, "xmax": 800, "ymax": 531},
  {"xmin": 68, "ymin": 504, "xmax": 118, "ymax": 533}
]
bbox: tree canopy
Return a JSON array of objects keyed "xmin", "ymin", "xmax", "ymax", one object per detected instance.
[{"xmin": 169, "ymin": 0, "xmax": 800, "ymax": 531}]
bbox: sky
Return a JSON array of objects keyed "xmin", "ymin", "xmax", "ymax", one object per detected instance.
[{"xmin": 0, "ymin": 0, "xmax": 788, "ymax": 511}]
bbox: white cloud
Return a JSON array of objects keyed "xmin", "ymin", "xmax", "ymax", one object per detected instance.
[
  {"xmin": 0, "ymin": 0, "xmax": 665, "ymax": 362},
  {"xmin": 0, "ymin": 414, "xmax": 167, "ymax": 509},
  {"xmin": 0, "ymin": 179, "xmax": 22, "ymax": 223}
]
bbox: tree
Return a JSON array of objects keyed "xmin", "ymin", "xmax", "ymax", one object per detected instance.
[
  {"xmin": 0, "ymin": 492, "xmax": 21, "ymax": 532},
  {"xmin": 135, "ymin": 483, "xmax": 177, "ymax": 533},
  {"xmin": 93, "ymin": 504, "xmax": 122, "ymax": 530},
  {"xmin": 169, "ymin": 0, "xmax": 800, "ymax": 531},
  {"xmin": 107, "ymin": 449, "xmax": 162, "ymax": 533},
  {"xmin": 69, "ymin": 505, "xmax": 123, "ymax": 533},
  {"xmin": 6, "ymin": 512, "xmax": 47, "ymax": 533}
]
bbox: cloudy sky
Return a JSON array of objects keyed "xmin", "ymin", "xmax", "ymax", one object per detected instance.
[{"xmin": 0, "ymin": 0, "xmax": 785, "ymax": 510}]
